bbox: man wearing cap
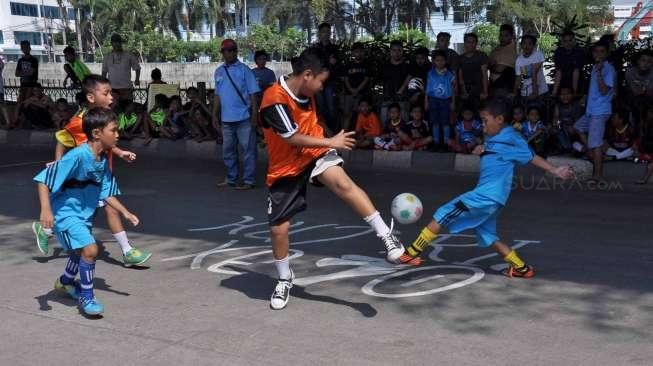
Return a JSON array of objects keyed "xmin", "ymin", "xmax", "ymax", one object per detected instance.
[
  {"xmin": 211, "ymin": 39, "xmax": 261, "ymax": 190},
  {"xmin": 102, "ymin": 34, "xmax": 141, "ymax": 102}
]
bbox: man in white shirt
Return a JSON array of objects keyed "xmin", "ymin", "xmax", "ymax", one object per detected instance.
[{"xmin": 101, "ymin": 34, "xmax": 141, "ymax": 102}]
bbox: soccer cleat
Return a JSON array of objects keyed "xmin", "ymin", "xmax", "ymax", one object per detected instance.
[
  {"xmin": 503, "ymin": 264, "xmax": 535, "ymax": 278},
  {"xmin": 270, "ymin": 269, "xmax": 294, "ymax": 310},
  {"xmin": 398, "ymin": 253, "xmax": 423, "ymax": 266},
  {"xmin": 79, "ymin": 297, "xmax": 104, "ymax": 316},
  {"xmin": 32, "ymin": 222, "xmax": 51, "ymax": 255},
  {"xmin": 54, "ymin": 278, "xmax": 80, "ymax": 300},
  {"xmin": 122, "ymin": 247, "xmax": 152, "ymax": 267},
  {"xmin": 378, "ymin": 220, "xmax": 405, "ymax": 263}
]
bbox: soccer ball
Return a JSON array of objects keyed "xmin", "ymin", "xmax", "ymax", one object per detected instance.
[{"xmin": 391, "ymin": 193, "xmax": 423, "ymax": 225}]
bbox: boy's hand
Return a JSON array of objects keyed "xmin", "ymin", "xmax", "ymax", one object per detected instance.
[
  {"xmin": 328, "ymin": 130, "xmax": 356, "ymax": 150},
  {"xmin": 472, "ymin": 144, "xmax": 485, "ymax": 156},
  {"xmin": 123, "ymin": 211, "xmax": 140, "ymax": 226},
  {"xmin": 553, "ymin": 165, "xmax": 575, "ymax": 180},
  {"xmin": 118, "ymin": 150, "xmax": 137, "ymax": 162},
  {"xmin": 40, "ymin": 210, "xmax": 54, "ymax": 229}
]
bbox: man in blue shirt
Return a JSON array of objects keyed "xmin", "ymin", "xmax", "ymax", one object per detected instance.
[
  {"xmin": 211, "ymin": 39, "xmax": 261, "ymax": 190},
  {"xmin": 399, "ymin": 99, "xmax": 574, "ymax": 278},
  {"xmin": 574, "ymin": 41, "xmax": 616, "ymax": 183},
  {"xmin": 252, "ymin": 50, "xmax": 277, "ymax": 91}
]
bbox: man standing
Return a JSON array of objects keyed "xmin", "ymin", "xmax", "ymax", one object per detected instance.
[
  {"xmin": 102, "ymin": 34, "xmax": 141, "ymax": 102},
  {"xmin": 552, "ymin": 31, "xmax": 586, "ymax": 97},
  {"xmin": 312, "ymin": 22, "xmax": 341, "ymax": 134},
  {"xmin": 489, "ymin": 24, "xmax": 517, "ymax": 98},
  {"xmin": 13, "ymin": 40, "xmax": 39, "ymax": 127},
  {"xmin": 212, "ymin": 39, "xmax": 260, "ymax": 190}
]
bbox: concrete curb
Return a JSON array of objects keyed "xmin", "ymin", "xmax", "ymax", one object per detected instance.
[{"xmin": 2, "ymin": 130, "xmax": 648, "ymax": 182}]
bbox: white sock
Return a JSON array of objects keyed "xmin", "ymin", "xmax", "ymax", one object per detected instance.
[
  {"xmin": 274, "ymin": 256, "xmax": 291, "ymax": 280},
  {"xmin": 43, "ymin": 227, "xmax": 54, "ymax": 237},
  {"xmin": 113, "ymin": 231, "xmax": 133, "ymax": 254},
  {"xmin": 364, "ymin": 211, "xmax": 391, "ymax": 237}
]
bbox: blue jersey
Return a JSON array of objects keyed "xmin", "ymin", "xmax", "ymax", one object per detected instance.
[
  {"xmin": 455, "ymin": 119, "xmax": 482, "ymax": 143},
  {"xmin": 426, "ymin": 68, "xmax": 455, "ymax": 99},
  {"xmin": 33, "ymin": 144, "xmax": 120, "ymax": 232},
  {"xmin": 520, "ymin": 120, "xmax": 545, "ymax": 140},
  {"xmin": 474, "ymin": 127, "xmax": 534, "ymax": 205}
]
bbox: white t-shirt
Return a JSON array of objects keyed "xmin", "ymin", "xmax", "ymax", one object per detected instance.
[
  {"xmin": 101, "ymin": 51, "xmax": 141, "ymax": 89},
  {"xmin": 515, "ymin": 50, "xmax": 548, "ymax": 97},
  {"xmin": 0, "ymin": 57, "xmax": 4, "ymax": 94}
]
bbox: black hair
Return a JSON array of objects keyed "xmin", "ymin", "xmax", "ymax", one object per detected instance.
[
  {"xmin": 154, "ymin": 93, "xmax": 169, "ymax": 108},
  {"xmin": 634, "ymin": 49, "xmax": 653, "ymax": 64},
  {"xmin": 436, "ymin": 32, "xmax": 451, "ymax": 40},
  {"xmin": 464, "ymin": 33, "xmax": 478, "ymax": 42},
  {"xmin": 358, "ymin": 98, "xmax": 371, "ymax": 106},
  {"xmin": 20, "ymin": 40, "xmax": 30, "ymax": 47},
  {"xmin": 612, "ymin": 109, "xmax": 630, "ymax": 125},
  {"xmin": 169, "ymin": 95, "xmax": 182, "ymax": 104},
  {"xmin": 482, "ymin": 98, "xmax": 511, "ymax": 121},
  {"xmin": 351, "ymin": 42, "xmax": 364, "ymax": 51},
  {"xmin": 75, "ymin": 92, "xmax": 86, "ymax": 106},
  {"xmin": 389, "ymin": 40, "xmax": 403, "ymax": 48},
  {"xmin": 151, "ymin": 68, "xmax": 162, "ymax": 81},
  {"xmin": 186, "ymin": 86, "xmax": 198, "ymax": 93},
  {"xmin": 561, "ymin": 30, "xmax": 576, "ymax": 38},
  {"xmin": 388, "ymin": 102, "xmax": 401, "ymax": 112},
  {"xmin": 526, "ymin": 105, "xmax": 540, "ymax": 115},
  {"xmin": 411, "ymin": 104, "xmax": 424, "ymax": 113},
  {"xmin": 291, "ymin": 48, "xmax": 328, "ymax": 75},
  {"xmin": 83, "ymin": 107, "xmax": 117, "ymax": 140},
  {"xmin": 432, "ymin": 49, "xmax": 447, "ymax": 59},
  {"xmin": 56, "ymin": 98, "xmax": 68, "ymax": 104},
  {"xmin": 318, "ymin": 22, "xmax": 331, "ymax": 31},
  {"xmin": 33, "ymin": 83, "xmax": 43, "ymax": 89},
  {"xmin": 254, "ymin": 50, "xmax": 269, "ymax": 60},
  {"xmin": 82, "ymin": 75, "xmax": 111, "ymax": 95},
  {"xmin": 499, "ymin": 24, "xmax": 515, "ymax": 36},
  {"xmin": 521, "ymin": 34, "xmax": 538, "ymax": 44},
  {"xmin": 593, "ymin": 40, "xmax": 610, "ymax": 51},
  {"xmin": 63, "ymin": 46, "xmax": 75, "ymax": 55},
  {"xmin": 599, "ymin": 34, "xmax": 615, "ymax": 43},
  {"xmin": 414, "ymin": 47, "xmax": 429, "ymax": 57}
]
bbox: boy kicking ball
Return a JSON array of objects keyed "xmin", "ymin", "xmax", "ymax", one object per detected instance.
[
  {"xmin": 31, "ymin": 75, "xmax": 151, "ymax": 267},
  {"xmin": 399, "ymin": 99, "xmax": 575, "ymax": 277},
  {"xmin": 259, "ymin": 48, "xmax": 405, "ymax": 310},
  {"xmin": 34, "ymin": 108, "xmax": 139, "ymax": 315}
]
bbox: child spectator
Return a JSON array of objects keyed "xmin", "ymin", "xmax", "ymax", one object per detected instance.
[
  {"xmin": 252, "ymin": 50, "xmax": 276, "ymax": 91},
  {"xmin": 144, "ymin": 93, "xmax": 176, "ymax": 141},
  {"xmin": 553, "ymin": 87, "xmax": 583, "ymax": 152},
  {"xmin": 374, "ymin": 103, "xmax": 408, "ymax": 150},
  {"xmin": 451, "ymin": 106, "xmax": 483, "ymax": 154},
  {"xmin": 344, "ymin": 42, "xmax": 370, "ymax": 124},
  {"xmin": 604, "ymin": 109, "xmax": 636, "ymax": 160},
  {"xmin": 354, "ymin": 99, "xmax": 381, "ymax": 149},
  {"xmin": 407, "ymin": 47, "xmax": 431, "ymax": 105},
  {"xmin": 624, "ymin": 50, "xmax": 653, "ymax": 127},
  {"xmin": 426, "ymin": 50, "xmax": 456, "ymax": 151},
  {"xmin": 458, "ymin": 33, "xmax": 489, "ymax": 113},
  {"xmin": 116, "ymin": 101, "xmax": 143, "ymax": 140},
  {"xmin": 434, "ymin": 32, "xmax": 459, "ymax": 74},
  {"xmin": 637, "ymin": 107, "xmax": 653, "ymax": 184},
  {"xmin": 17, "ymin": 84, "xmax": 55, "ymax": 129},
  {"xmin": 514, "ymin": 35, "xmax": 548, "ymax": 108},
  {"xmin": 402, "ymin": 105, "xmax": 433, "ymax": 151},
  {"xmin": 150, "ymin": 68, "xmax": 166, "ymax": 84},
  {"xmin": 517, "ymin": 106, "xmax": 547, "ymax": 155},
  {"xmin": 52, "ymin": 98, "xmax": 75, "ymax": 129},
  {"xmin": 511, "ymin": 105, "xmax": 525, "ymax": 130},
  {"xmin": 166, "ymin": 95, "xmax": 188, "ymax": 139},
  {"xmin": 185, "ymin": 86, "xmax": 215, "ymax": 142},
  {"xmin": 63, "ymin": 46, "xmax": 91, "ymax": 88}
]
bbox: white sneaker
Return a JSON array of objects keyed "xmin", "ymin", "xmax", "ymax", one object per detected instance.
[
  {"xmin": 378, "ymin": 219, "xmax": 405, "ymax": 263},
  {"xmin": 270, "ymin": 269, "xmax": 294, "ymax": 310}
]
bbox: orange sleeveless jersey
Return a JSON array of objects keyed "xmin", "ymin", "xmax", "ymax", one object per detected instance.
[
  {"xmin": 260, "ymin": 83, "xmax": 330, "ymax": 186},
  {"xmin": 62, "ymin": 108, "xmax": 114, "ymax": 169}
]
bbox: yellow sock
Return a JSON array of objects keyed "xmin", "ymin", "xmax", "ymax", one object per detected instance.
[
  {"xmin": 406, "ymin": 227, "xmax": 437, "ymax": 257},
  {"xmin": 504, "ymin": 250, "xmax": 525, "ymax": 268}
]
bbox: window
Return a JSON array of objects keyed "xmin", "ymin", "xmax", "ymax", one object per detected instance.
[
  {"xmin": 453, "ymin": 5, "xmax": 471, "ymax": 24},
  {"xmin": 10, "ymin": 2, "xmax": 39, "ymax": 17},
  {"xmin": 0, "ymin": 31, "xmax": 3, "ymax": 45},
  {"xmin": 40, "ymin": 5, "xmax": 61, "ymax": 19},
  {"xmin": 67, "ymin": 8, "xmax": 76, "ymax": 20},
  {"xmin": 14, "ymin": 31, "xmax": 42, "ymax": 45}
]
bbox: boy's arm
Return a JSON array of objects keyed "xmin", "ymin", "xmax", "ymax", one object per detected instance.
[
  {"xmin": 287, "ymin": 130, "xmax": 355, "ymax": 150},
  {"xmin": 530, "ymin": 155, "xmax": 575, "ymax": 180},
  {"xmin": 54, "ymin": 141, "xmax": 69, "ymax": 161},
  {"xmin": 111, "ymin": 146, "xmax": 137, "ymax": 163},
  {"xmin": 104, "ymin": 197, "xmax": 139, "ymax": 226},
  {"xmin": 37, "ymin": 183, "xmax": 54, "ymax": 229}
]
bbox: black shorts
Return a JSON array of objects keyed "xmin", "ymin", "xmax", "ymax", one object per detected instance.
[{"xmin": 267, "ymin": 150, "xmax": 344, "ymax": 226}]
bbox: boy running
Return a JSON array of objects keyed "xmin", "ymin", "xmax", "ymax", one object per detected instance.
[
  {"xmin": 259, "ymin": 49, "xmax": 405, "ymax": 310},
  {"xmin": 34, "ymin": 108, "xmax": 139, "ymax": 315},
  {"xmin": 399, "ymin": 99, "xmax": 575, "ymax": 277},
  {"xmin": 32, "ymin": 75, "xmax": 151, "ymax": 267}
]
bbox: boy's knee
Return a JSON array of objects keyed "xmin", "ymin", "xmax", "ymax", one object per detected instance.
[
  {"xmin": 270, "ymin": 222, "xmax": 290, "ymax": 237},
  {"xmin": 81, "ymin": 244, "xmax": 100, "ymax": 261}
]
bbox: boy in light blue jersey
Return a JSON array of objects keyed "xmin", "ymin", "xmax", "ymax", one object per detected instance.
[
  {"xmin": 399, "ymin": 99, "xmax": 575, "ymax": 277},
  {"xmin": 34, "ymin": 108, "xmax": 139, "ymax": 316}
]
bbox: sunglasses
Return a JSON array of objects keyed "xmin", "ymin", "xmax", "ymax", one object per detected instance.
[{"xmin": 221, "ymin": 48, "xmax": 237, "ymax": 53}]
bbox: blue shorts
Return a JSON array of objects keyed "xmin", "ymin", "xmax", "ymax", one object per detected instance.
[
  {"xmin": 55, "ymin": 222, "xmax": 95, "ymax": 251},
  {"xmin": 574, "ymin": 114, "xmax": 610, "ymax": 149},
  {"xmin": 434, "ymin": 191, "xmax": 502, "ymax": 247}
]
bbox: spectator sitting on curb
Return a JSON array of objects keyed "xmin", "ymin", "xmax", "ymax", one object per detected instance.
[
  {"xmin": 553, "ymin": 87, "xmax": 583, "ymax": 153},
  {"xmin": 374, "ymin": 103, "xmax": 408, "ymax": 150},
  {"xmin": 604, "ymin": 109, "xmax": 636, "ymax": 161},
  {"xmin": 451, "ymin": 106, "xmax": 483, "ymax": 154},
  {"xmin": 354, "ymin": 99, "xmax": 381, "ymax": 149},
  {"xmin": 17, "ymin": 84, "xmax": 55, "ymax": 129},
  {"xmin": 402, "ymin": 105, "xmax": 433, "ymax": 151}
]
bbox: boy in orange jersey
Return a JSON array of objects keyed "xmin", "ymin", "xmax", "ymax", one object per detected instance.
[
  {"xmin": 353, "ymin": 99, "xmax": 382, "ymax": 148},
  {"xmin": 32, "ymin": 75, "xmax": 152, "ymax": 267},
  {"xmin": 259, "ymin": 49, "xmax": 405, "ymax": 310}
]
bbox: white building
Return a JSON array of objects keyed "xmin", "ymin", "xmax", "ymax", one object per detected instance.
[
  {"xmin": 612, "ymin": 0, "xmax": 652, "ymax": 40},
  {"xmin": 0, "ymin": 0, "xmax": 76, "ymax": 62}
]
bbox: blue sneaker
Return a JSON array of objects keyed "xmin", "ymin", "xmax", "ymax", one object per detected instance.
[
  {"xmin": 54, "ymin": 278, "xmax": 79, "ymax": 300},
  {"xmin": 79, "ymin": 297, "xmax": 104, "ymax": 316}
]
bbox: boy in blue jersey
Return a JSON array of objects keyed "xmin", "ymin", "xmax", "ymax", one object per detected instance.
[
  {"xmin": 34, "ymin": 108, "xmax": 139, "ymax": 315},
  {"xmin": 426, "ymin": 50, "xmax": 457, "ymax": 151},
  {"xmin": 399, "ymin": 99, "xmax": 575, "ymax": 277}
]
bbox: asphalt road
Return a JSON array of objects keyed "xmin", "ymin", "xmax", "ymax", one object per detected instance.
[{"xmin": 1, "ymin": 145, "xmax": 652, "ymax": 366}]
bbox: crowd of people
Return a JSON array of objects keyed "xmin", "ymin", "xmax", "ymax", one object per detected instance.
[{"xmin": 1, "ymin": 23, "xmax": 652, "ymax": 183}]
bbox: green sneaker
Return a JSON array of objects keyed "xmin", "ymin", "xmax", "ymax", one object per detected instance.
[
  {"xmin": 32, "ymin": 222, "xmax": 51, "ymax": 255},
  {"xmin": 122, "ymin": 247, "xmax": 152, "ymax": 267},
  {"xmin": 54, "ymin": 278, "xmax": 80, "ymax": 300}
]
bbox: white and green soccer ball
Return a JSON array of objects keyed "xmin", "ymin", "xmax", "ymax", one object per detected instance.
[{"xmin": 391, "ymin": 193, "xmax": 423, "ymax": 225}]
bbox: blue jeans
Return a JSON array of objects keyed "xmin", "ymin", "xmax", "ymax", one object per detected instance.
[
  {"xmin": 428, "ymin": 97, "xmax": 451, "ymax": 145},
  {"xmin": 222, "ymin": 119, "xmax": 256, "ymax": 185}
]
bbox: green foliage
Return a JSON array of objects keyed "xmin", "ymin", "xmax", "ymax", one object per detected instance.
[
  {"xmin": 388, "ymin": 25, "xmax": 433, "ymax": 49},
  {"xmin": 538, "ymin": 33, "xmax": 557, "ymax": 59},
  {"xmin": 472, "ymin": 23, "xmax": 500, "ymax": 55}
]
